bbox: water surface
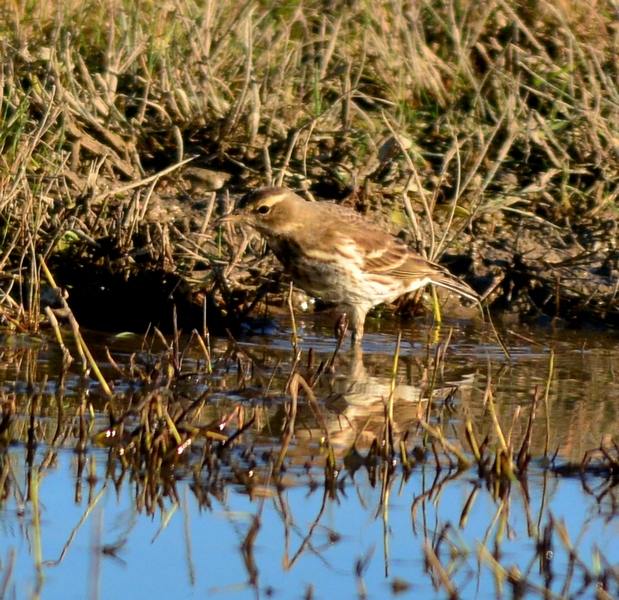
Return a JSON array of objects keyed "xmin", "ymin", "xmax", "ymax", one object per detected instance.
[{"xmin": 0, "ymin": 317, "xmax": 618, "ymax": 599}]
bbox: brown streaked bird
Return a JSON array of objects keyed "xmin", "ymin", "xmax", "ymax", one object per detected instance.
[{"xmin": 224, "ymin": 187, "xmax": 479, "ymax": 345}]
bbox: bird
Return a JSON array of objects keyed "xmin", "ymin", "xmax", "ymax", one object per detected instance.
[{"xmin": 222, "ymin": 187, "xmax": 479, "ymax": 345}]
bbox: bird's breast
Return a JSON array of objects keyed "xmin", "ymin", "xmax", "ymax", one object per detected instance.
[{"xmin": 266, "ymin": 236, "xmax": 406, "ymax": 305}]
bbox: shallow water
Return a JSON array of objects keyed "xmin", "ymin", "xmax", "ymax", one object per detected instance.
[{"xmin": 1, "ymin": 316, "xmax": 619, "ymax": 599}]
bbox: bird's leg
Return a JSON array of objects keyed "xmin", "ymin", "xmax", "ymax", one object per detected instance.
[
  {"xmin": 347, "ymin": 305, "xmax": 366, "ymax": 346},
  {"xmin": 350, "ymin": 320, "xmax": 364, "ymax": 346}
]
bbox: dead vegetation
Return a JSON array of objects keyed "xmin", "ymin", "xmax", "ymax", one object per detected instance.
[
  {"xmin": 2, "ymin": 3, "xmax": 619, "ymax": 596},
  {"xmin": 0, "ymin": 0, "xmax": 618, "ymax": 333}
]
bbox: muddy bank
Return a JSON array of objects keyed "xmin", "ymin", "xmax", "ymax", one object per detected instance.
[
  {"xmin": 3, "ymin": 2, "xmax": 619, "ymax": 336},
  {"xmin": 46, "ymin": 175, "xmax": 619, "ymax": 337}
]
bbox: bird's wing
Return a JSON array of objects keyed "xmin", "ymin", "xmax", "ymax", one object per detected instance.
[
  {"xmin": 343, "ymin": 227, "xmax": 428, "ymax": 278},
  {"xmin": 352, "ymin": 230, "xmax": 479, "ymax": 301},
  {"xmin": 364, "ymin": 240, "xmax": 421, "ymax": 276},
  {"xmin": 325, "ymin": 208, "xmax": 414, "ymax": 274},
  {"xmin": 311, "ymin": 202, "xmax": 478, "ymax": 302}
]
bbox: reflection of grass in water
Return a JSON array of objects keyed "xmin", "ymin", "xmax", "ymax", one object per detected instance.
[{"xmin": 0, "ymin": 326, "xmax": 618, "ymax": 597}]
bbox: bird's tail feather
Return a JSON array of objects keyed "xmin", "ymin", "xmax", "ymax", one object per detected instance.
[{"xmin": 429, "ymin": 273, "xmax": 479, "ymax": 303}]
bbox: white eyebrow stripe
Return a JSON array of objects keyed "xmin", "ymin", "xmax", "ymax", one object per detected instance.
[{"xmin": 256, "ymin": 193, "xmax": 287, "ymax": 208}]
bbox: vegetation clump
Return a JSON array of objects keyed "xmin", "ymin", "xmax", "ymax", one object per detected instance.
[{"xmin": 1, "ymin": 0, "xmax": 619, "ymax": 331}]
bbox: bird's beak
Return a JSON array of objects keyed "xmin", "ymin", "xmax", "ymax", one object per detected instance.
[{"xmin": 215, "ymin": 211, "xmax": 243, "ymax": 226}]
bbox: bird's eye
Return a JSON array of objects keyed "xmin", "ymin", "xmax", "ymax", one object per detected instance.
[{"xmin": 257, "ymin": 205, "xmax": 270, "ymax": 215}]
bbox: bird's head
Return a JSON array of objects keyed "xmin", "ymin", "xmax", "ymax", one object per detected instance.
[{"xmin": 220, "ymin": 187, "xmax": 304, "ymax": 237}]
